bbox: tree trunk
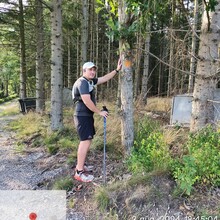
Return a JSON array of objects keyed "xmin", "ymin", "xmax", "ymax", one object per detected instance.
[
  {"xmin": 67, "ymin": 33, "xmax": 72, "ymax": 88},
  {"xmin": 81, "ymin": 0, "xmax": 89, "ymax": 63},
  {"xmin": 190, "ymin": 1, "xmax": 220, "ymax": 132},
  {"xmin": 35, "ymin": 0, "xmax": 45, "ymax": 113},
  {"xmin": 188, "ymin": 0, "xmax": 199, "ymax": 93},
  {"xmin": 134, "ymin": 31, "xmax": 143, "ymax": 100},
  {"xmin": 140, "ymin": 21, "xmax": 151, "ymax": 105},
  {"xmin": 76, "ymin": 0, "xmax": 80, "ymax": 79},
  {"xmin": 89, "ymin": 0, "xmax": 95, "ymax": 61},
  {"xmin": 51, "ymin": 0, "xmax": 63, "ymax": 131},
  {"xmin": 18, "ymin": 0, "xmax": 27, "ymax": 99},
  {"xmin": 118, "ymin": 0, "xmax": 134, "ymax": 154},
  {"xmin": 167, "ymin": 0, "xmax": 176, "ymax": 97},
  {"xmin": 158, "ymin": 32, "xmax": 166, "ymax": 96}
]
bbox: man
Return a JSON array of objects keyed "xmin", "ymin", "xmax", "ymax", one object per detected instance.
[{"xmin": 72, "ymin": 59, "xmax": 122, "ymax": 182}]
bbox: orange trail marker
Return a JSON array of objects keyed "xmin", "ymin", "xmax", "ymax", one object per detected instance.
[
  {"xmin": 124, "ymin": 60, "xmax": 132, "ymax": 68},
  {"xmin": 29, "ymin": 212, "xmax": 37, "ymax": 220}
]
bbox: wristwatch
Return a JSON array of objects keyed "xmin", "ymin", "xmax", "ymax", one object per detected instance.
[{"xmin": 115, "ymin": 69, "xmax": 119, "ymax": 74}]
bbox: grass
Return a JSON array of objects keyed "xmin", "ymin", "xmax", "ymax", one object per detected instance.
[
  {"xmin": 95, "ymin": 187, "xmax": 111, "ymax": 211},
  {"xmin": 94, "ymin": 172, "xmax": 152, "ymax": 203},
  {"xmin": 3, "ymin": 97, "xmax": 219, "ymax": 218},
  {"xmin": 5, "ymin": 97, "xmax": 170, "ymax": 159},
  {"xmin": 0, "ymin": 99, "xmax": 20, "ymax": 116},
  {"xmin": 9, "ymin": 111, "xmax": 47, "ymax": 138},
  {"xmin": 143, "ymin": 97, "xmax": 171, "ymax": 113},
  {"xmin": 52, "ymin": 176, "xmax": 73, "ymax": 191}
]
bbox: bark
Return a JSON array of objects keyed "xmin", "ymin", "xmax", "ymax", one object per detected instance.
[
  {"xmin": 50, "ymin": 0, "xmax": 63, "ymax": 131},
  {"xmin": 81, "ymin": 0, "xmax": 89, "ymax": 63},
  {"xmin": 190, "ymin": 1, "xmax": 220, "ymax": 132},
  {"xmin": 89, "ymin": 0, "xmax": 95, "ymax": 61},
  {"xmin": 95, "ymin": 10, "xmax": 99, "ymax": 98},
  {"xmin": 140, "ymin": 21, "xmax": 151, "ymax": 105},
  {"xmin": 167, "ymin": 0, "xmax": 176, "ymax": 97},
  {"xmin": 188, "ymin": 0, "xmax": 199, "ymax": 93},
  {"xmin": 118, "ymin": 0, "xmax": 134, "ymax": 154},
  {"xmin": 107, "ymin": 34, "xmax": 111, "ymax": 89},
  {"xmin": 67, "ymin": 33, "xmax": 72, "ymax": 88},
  {"xmin": 76, "ymin": 0, "xmax": 80, "ymax": 78},
  {"xmin": 18, "ymin": 0, "xmax": 27, "ymax": 99},
  {"xmin": 134, "ymin": 31, "xmax": 143, "ymax": 100},
  {"xmin": 158, "ymin": 33, "xmax": 166, "ymax": 96},
  {"xmin": 35, "ymin": 0, "xmax": 45, "ymax": 113}
]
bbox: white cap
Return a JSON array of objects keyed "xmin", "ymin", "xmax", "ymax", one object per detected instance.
[{"xmin": 83, "ymin": 62, "xmax": 96, "ymax": 70}]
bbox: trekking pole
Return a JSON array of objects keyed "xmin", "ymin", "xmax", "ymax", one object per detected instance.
[{"xmin": 102, "ymin": 106, "xmax": 108, "ymax": 184}]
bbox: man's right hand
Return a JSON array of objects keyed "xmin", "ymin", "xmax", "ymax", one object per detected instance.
[{"xmin": 99, "ymin": 110, "xmax": 108, "ymax": 118}]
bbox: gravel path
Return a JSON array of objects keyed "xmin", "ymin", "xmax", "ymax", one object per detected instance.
[
  {"xmin": 0, "ymin": 113, "xmax": 68, "ymax": 190},
  {"xmin": 0, "ymin": 102, "xmax": 86, "ymax": 219}
]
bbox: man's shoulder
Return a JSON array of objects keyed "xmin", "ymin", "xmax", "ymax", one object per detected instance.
[
  {"xmin": 74, "ymin": 77, "xmax": 87, "ymax": 87},
  {"xmin": 75, "ymin": 77, "xmax": 98, "ymax": 85}
]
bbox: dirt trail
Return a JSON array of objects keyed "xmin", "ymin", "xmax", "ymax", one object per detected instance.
[
  {"xmin": 0, "ymin": 121, "xmax": 65, "ymax": 189},
  {"xmin": 0, "ymin": 101, "xmax": 86, "ymax": 219},
  {"xmin": 0, "ymin": 102, "xmax": 67, "ymax": 189}
]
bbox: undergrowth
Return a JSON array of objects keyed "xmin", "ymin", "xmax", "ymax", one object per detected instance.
[
  {"xmin": 171, "ymin": 125, "xmax": 220, "ymax": 195},
  {"xmin": 5, "ymin": 99, "xmax": 220, "ymax": 198},
  {"xmin": 127, "ymin": 117, "xmax": 220, "ymax": 195}
]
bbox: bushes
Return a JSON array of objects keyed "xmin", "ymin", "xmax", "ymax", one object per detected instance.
[
  {"xmin": 127, "ymin": 132, "xmax": 172, "ymax": 173},
  {"xmin": 127, "ymin": 118, "xmax": 172, "ymax": 173},
  {"xmin": 172, "ymin": 126, "xmax": 220, "ymax": 195},
  {"xmin": 127, "ymin": 120, "xmax": 220, "ymax": 195}
]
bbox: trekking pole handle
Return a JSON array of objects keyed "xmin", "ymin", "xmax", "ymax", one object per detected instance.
[{"xmin": 102, "ymin": 106, "xmax": 109, "ymax": 113}]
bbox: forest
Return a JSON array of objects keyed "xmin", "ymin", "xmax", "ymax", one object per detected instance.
[
  {"xmin": 0, "ymin": 0, "xmax": 219, "ymax": 135},
  {"xmin": 0, "ymin": 0, "xmax": 220, "ymax": 218}
]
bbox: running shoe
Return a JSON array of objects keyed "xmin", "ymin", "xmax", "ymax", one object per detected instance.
[{"xmin": 74, "ymin": 171, "xmax": 94, "ymax": 182}]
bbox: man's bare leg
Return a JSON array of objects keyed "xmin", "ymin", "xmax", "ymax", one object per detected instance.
[{"xmin": 76, "ymin": 139, "xmax": 92, "ymax": 171}]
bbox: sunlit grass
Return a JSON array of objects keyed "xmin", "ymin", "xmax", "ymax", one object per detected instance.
[
  {"xmin": 9, "ymin": 111, "xmax": 48, "ymax": 138},
  {"xmin": 0, "ymin": 100, "xmax": 20, "ymax": 116},
  {"xmin": 142, "ymin": 97, "xmax": 171, "ymax": 113}
]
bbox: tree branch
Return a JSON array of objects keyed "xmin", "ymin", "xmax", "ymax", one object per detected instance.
[
  {"xmin": 203, "ymin": 0, "xmax": 211, "ymax": 31},
  {"xmin": 37, "ymin": 0, "xmax": 53, "ymax": 11},
  {"xmin": 147, "ymin": 51, "xmax": 195, "ymax": 77}
]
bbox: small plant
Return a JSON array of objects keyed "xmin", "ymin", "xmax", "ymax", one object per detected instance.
[
  {"xmin": 68, "ymin": 198, "xmax": 76, "ymax": 209},
  {"xmin": 95, "ymin": 187, "xmax": 111, "ymax": 211},
  {"xmin": 172, "ymin": 156, "xmax": 198, "ymax": 195},
  {"xmin": 127, "ymin": 131, "xmax": 172, "ymax": 174},
  {"xmin": 127, "ymin": 117, "xmax": 172, "ymax": 174},
  {"xmin": 134, "ymin": 117, "xmax": 160, "ymax": 142},
  {"xmin": 15, "ymin": 142, "xmax": 25, "ymax": 153},
  {"xmin": 172, "ymin": 126, "xmax": 220, "ymax": 195},
  {"xmin": 52, "ymin": 177, "xmax": 73, "ymax": 191}
]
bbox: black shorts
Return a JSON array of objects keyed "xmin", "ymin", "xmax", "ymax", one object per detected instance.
[{"xmin": 74, "ymin": 116, "xmax": 96, "ymax": 141}]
